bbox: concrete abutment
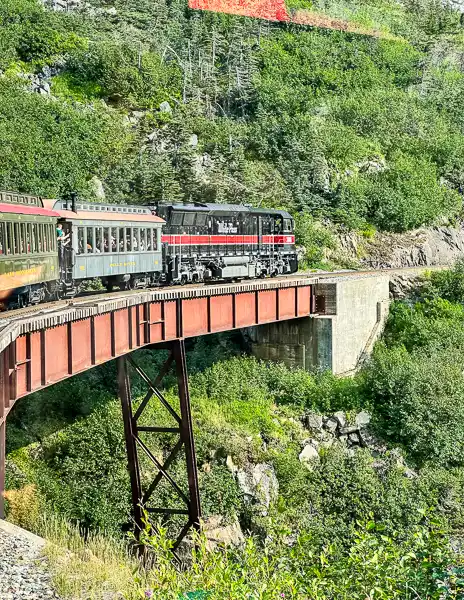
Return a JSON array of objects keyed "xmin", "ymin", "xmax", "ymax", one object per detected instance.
[{"xmin": 246, "ymin": 274, "xmax": 390, "ymax": 375}]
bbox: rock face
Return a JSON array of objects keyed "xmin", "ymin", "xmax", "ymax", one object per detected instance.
[
  {"xmin": 236, "ymin": 463, "xmax": 279, "ymax": 516},
  {"xmin": 335, "ymin": 225, "xmax": 464, "ymax": 271},
  {"xmin": 42, "ymin": 0, "xmax": 82, "ymax": 11},
  {"xmin": 202, "ymin": 515, "xmax": 245, "ymax": 550}
]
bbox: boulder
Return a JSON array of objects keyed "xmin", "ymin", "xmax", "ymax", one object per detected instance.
[
  {"xmin": 189, "ymin": 134, "xmax": 199, "ymax": 147},
  {"xmin": 355, "ymin": 411, "xmax": 371, "ymax": 428},
  {"xmin": 202, "ymin": 515, "xmax": 245, "ymax": 550},
  {"xmin": 226, "ymin": 455, "xmax": 237, "ymax": 474},
  {"xmin": 333, "ymin": 411, "xmax": 346, "ymax": 428},
  {"xmin": 159, "ymin": 100, "xmax": 172, "ymax": 113},
  {"xmin": 306, "ymin": 412, "xmax": 323, "ymax": 431},
  {"xmin": 236, "ymin": 463, "xmax": 278, "ymax": 516},
  {"xmin": 324, "ymin": 418, "xmax": 338, "ymax": 433},
  {"xmin": 403, "ymin": 467, "xmax": 418, "ymax": 479},
  {"xmin": 299, "ymin": 444, "xmax": 320, "ymax": 471},
  {"xmin": 339, "ymin": 426, "xmax": 359, "ymax": 435},
  {"xmin": 348, "ymin": 432, "xmax": 360, "ymax": 445}
]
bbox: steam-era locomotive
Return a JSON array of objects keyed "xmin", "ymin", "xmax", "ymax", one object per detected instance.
[{"xmin": 0, "ymin": 190, "xmax": 298, "ymax": 308}]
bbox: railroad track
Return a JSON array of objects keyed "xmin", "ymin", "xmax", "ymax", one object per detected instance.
[{"xmin": 0, "ymin": 264, "xmax": 445, "ymax": 324}]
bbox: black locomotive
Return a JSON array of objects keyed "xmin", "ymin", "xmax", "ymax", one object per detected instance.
[{"xmin": 156, "ymin": 203, "xmax": 298, "ymax": 285}]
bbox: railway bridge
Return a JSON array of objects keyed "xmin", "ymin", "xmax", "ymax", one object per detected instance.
[{"xmin": 0, "ymin": 271, "xmax": 391, "ymax": 550}]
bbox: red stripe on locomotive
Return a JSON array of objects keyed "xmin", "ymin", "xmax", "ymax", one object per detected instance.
[{"xmin": 161, "ymin": 234, "xmax": 295, "ymax": 245}]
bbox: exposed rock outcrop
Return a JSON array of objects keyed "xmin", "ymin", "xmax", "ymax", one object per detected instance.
[
  {"xmin": 202, "ymin": 515, "xmax": 245, "ymax": 550},
  {"xmin": 334, "ymin": 225, "xmax": 464, "ymax": 270},
  {"xmin": 236, "ymin": 463, "xmax": 279, "ymax": 516}
]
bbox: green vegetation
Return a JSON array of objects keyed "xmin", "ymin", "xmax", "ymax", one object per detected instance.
[
  {"xmin": 5, "ymin": 0, "xmax": 464, "ymax": 595},
  {"xmin": 39, "ymin": 512, "xmax": 462, "ymax": 599},
  {"xmin": 0, "ymin": 0, "xmax": 464, "ymax": 247}
]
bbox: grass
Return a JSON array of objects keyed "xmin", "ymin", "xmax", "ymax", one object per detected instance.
[{"xmin": 41, "ymin": 514, "xmax": 145, "ymax": 600}]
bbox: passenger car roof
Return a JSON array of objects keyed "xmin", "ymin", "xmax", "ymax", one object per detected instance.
[
  {"xmin": 42, "ymin": 200, "xmax": 164, "ymax": 224},
  {"xmin": 0, "ymin": 203, "xmax": 60, "ymax": 218}
]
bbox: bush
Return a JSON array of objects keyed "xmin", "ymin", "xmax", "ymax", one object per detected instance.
[
  {"xmin": 294, "ymin": 212, "xmax": 336, "ymax": 269},
  {"xmin": 0, "ymin": 79, "xmax": 131, "ymax": 198},
  {"xmin": 364, "ymin": 343, "xmax": 464, "ymax": 467},
  {"xmin": 426, "ymin": 260, "xmax": 464, "ymax": 303},
  {"xmin": 4, "ymin": 484, "xmax": 41, "ymax": 531}
]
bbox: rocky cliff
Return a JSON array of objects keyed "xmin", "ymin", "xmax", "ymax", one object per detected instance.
[{"xmin": 333, "ymin": 224, "xmax": 464, "ymax": 270}]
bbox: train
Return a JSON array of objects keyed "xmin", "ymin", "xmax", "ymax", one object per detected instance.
[{"xmin": 0, "ymin": 190, "xmax": 298, "ymax": 308}]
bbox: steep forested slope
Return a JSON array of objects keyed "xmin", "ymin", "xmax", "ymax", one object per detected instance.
[{"xmin": 1, "ymin": 0, "xmax": 464, "ymax": 238}]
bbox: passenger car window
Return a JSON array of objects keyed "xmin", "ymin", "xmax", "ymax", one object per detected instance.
[
  {"xmin": 95, "ymin": 228, "xmax": 103, "ymax": 253},
  {"xmin": 78, "ymin": 227, "xmax": 85, "ymax": 254},
  {"xmin": 86, "ymin": 227, "xmax": 93, "ymax": 253},
  {"xmin": 126, "ymin": 229, "xmax": 132, "ymax": 252},
  {"xmin": 6, "ymin": 223, "xmax": 12, "ymax": 254},
  {"xmin": 111, "ymin": 227, "xmax": 117, "ymax": 252},
  {"xmin": 140, "ymin": 228, "xmax": 146, "ymax": 251},
  {"xmin": 13, "ymin": 223, "xmax": 20, "ymax": 254}
]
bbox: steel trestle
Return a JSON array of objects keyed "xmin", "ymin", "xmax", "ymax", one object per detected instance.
[{"xmin": 117, "ymin": 339, "xmax": 201, "ymax": 553}]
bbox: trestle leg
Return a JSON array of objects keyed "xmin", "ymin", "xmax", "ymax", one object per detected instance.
[{"xmin": 117, "ymin": 339, "xmax": 201, "ymax": 552}]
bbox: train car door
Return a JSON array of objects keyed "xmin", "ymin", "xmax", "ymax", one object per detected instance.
[
  {"xmin": 258, "ymin": 216, "xmax": 263, "ymax": 253},
  {"xmin": 58, "ymin": 221, "xmax": 74, "ymax": 283}
]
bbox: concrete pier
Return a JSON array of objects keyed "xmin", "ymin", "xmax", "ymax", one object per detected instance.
[{"xmin": 246, "ymin": 274, "xmax": 390, "ymax": 375}]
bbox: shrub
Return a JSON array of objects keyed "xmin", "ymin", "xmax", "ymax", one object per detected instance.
[
  {"xmin": 294, "ymin": 212, "xmax": 336, "ymax": 269},
  {"xmin": 0, "ymin": 79, "xmax": 131, "ymax": 198},
  {"xmin": 426, "ymin": 259, "xmax": 464, "ymax": 303},
  {"xmin": 364, "ymin": 343, "xmax": 464, "ymax": 467},
  {"xmin": 4, "ymin": 484, "xmax": 41, "ymax": 531}
]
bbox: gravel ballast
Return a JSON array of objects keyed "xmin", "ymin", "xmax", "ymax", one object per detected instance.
[{"xmin": 0, "ymin": 520, "xmax": 60, "ymax": 599}]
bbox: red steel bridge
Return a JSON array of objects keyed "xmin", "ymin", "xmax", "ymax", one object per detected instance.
[{"xmin": 0, "ymin": 275, "xmax": 321, "ymax": 549}]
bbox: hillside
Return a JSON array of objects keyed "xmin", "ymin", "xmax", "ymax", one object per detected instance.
[
  {"xmin": 1, "ymin": 0, "xmax": 464, "ymax": 254},
  {"xmin": 5, "ymin": 1, "xmax": 464, "ymax": 598}
]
